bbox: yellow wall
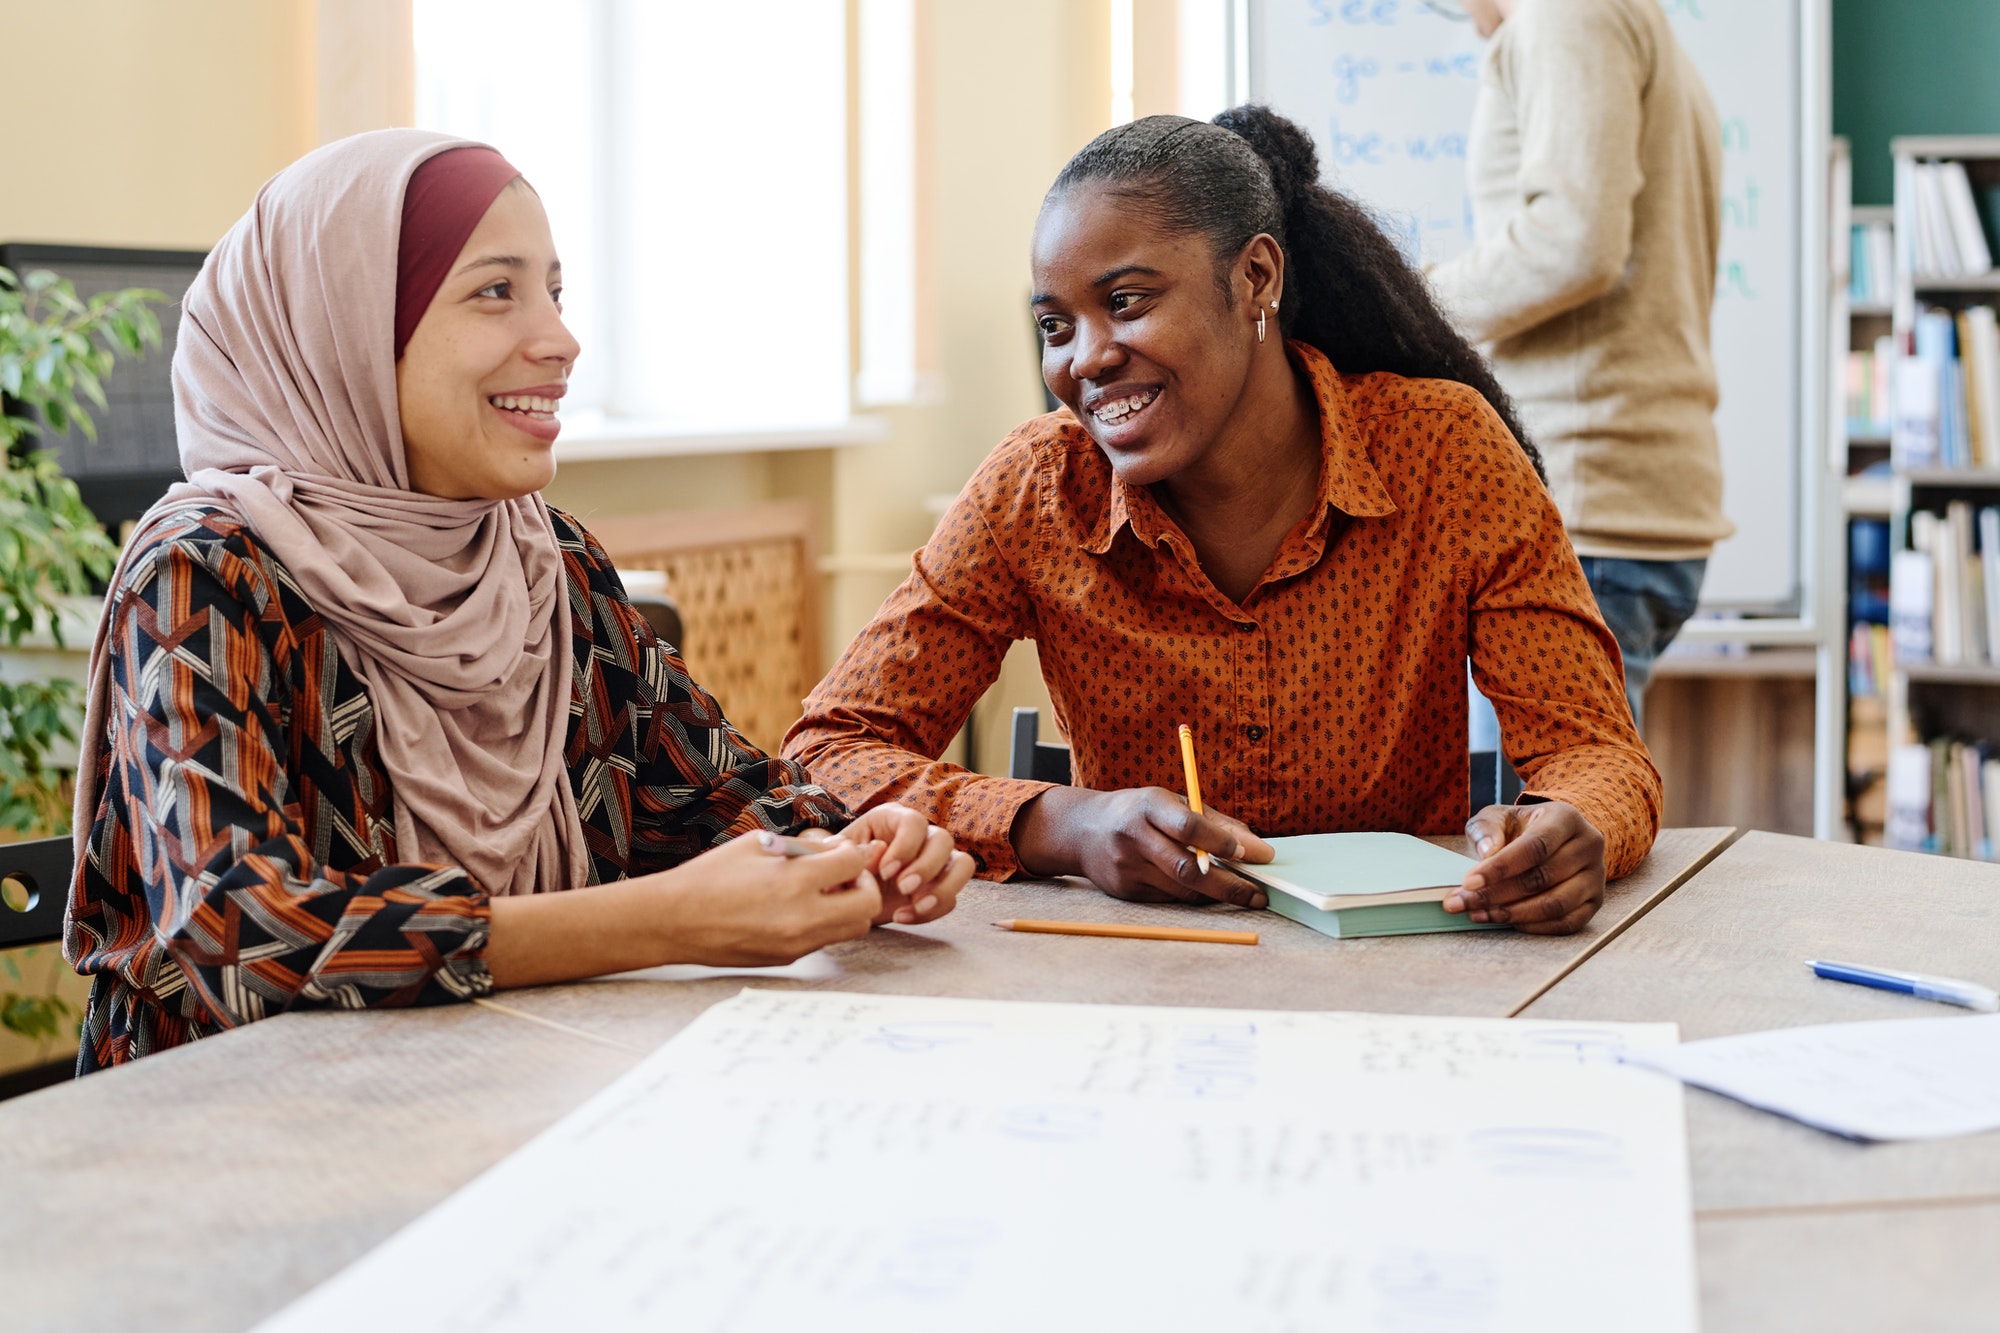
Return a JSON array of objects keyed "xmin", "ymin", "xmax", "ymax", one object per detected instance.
[{"xmin": 1, "ymin": 0, "xmax": 315, "ymax": 249}]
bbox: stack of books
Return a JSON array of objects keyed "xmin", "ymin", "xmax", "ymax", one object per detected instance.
[
  {"xmin": 1892, "ymin": 501, "xmax": 2000, "ymax": 666},
  {"xmin": 1903, "ymin": 159, "xmax": 1995, "ymax": 279},
  {"xmin": 1888, "ymin": 737, "xmax": 2000, "ymax": 860},
  {"xmin": 1850, "ymin": 218, "xmax": 1895, "ymax": 305},
  {"xmin": 1891, "ymin": 307, "xmax": 2000, "ymax": 469}
]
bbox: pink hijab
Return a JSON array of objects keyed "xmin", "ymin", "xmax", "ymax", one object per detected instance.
[{"xmin": 72, "ymin": 128, "xmax": 588, "ymax": 898}]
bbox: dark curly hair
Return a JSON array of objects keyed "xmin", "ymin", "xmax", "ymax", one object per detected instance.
[{"xmin": 1046, "ymin": 106, "xmax": 1542, "ymax": 479}]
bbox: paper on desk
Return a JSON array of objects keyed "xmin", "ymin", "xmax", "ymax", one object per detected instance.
[
  {"xmin": 604, "ymin": 949, "xmax": 843, "ymax": 984},
  {"xmin": 1626, "ymin": 1012, "xmax": 2000, "ymax": 1141},
  {"xmin": 255, "ymin": 992, "xmax": 1696, "ymax": 1333}
]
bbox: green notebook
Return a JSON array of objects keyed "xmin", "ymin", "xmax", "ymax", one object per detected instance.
[{"xmin": 1222, "ymin": 832, "xmax": 1507, "ymax": 939}]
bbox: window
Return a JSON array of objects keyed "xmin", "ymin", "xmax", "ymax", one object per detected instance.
[{"xmin": 415, "ymin": 0, "xmax": 852, "ymax": 439}]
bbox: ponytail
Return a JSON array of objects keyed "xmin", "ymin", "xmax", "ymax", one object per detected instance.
[{"xmin": 1047, "ymin": 108, "xmax": 1542, "ymax": 479}]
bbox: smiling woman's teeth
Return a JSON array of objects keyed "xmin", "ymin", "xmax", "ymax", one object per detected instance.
[
  {"xmin": 1093, "ymin": 389, "xmax": 1159, "ymax": 424},
  {"xmin": 489, "ymin": 395, "xmax": 558, "ymax": 415}
]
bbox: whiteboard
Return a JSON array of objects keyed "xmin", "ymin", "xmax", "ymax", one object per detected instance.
[{"xmin": 1248, "ymin": 0, "xmax": 1803, "ymax": 610}]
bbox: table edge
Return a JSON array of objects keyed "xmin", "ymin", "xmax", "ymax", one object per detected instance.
[{"xmin": 1502, "ymin": 825, "xmax": 1743, "ymax": 1017}]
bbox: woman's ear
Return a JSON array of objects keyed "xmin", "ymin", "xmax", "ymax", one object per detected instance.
[{"xmin": 1237, "ymin": 233, "xmax": 1286, "ymax": 319}]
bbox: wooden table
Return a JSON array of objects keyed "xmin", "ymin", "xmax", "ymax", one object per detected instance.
[
  {"xmin": 1523, "ymin": 830, "xmax": 2000, "ymax": 1331},
  {"xmin": 2, "ymin": 828, "xmax": 1731, "ymax": 1332}
]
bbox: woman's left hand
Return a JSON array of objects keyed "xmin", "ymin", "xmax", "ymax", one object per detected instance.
[
  {"xmin": 826, "ymin": 805, "xmax": 972, "ymax": 926},
  {"xmin": 1443, "ymin": 801, "xmax": 1606, "ymax": 935}
]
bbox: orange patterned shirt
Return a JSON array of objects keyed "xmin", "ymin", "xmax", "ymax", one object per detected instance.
[{"xmin": 785, "ymin": 342, "xmax": 1660, "ymax": 879}]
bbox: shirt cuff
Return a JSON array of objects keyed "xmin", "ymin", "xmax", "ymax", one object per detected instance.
[
  {"xmin": 935, "ymin": 775, "xmax": 1057, "ymax": 880},
  {"xmin": 1516, "ymin": 774, "xmax": 1658, "ymax": 881}
]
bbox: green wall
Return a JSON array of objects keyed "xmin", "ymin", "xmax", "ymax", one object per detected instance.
[{"xmin": 1834, "ymin": 0, "xmax": 2000, "ymax": 205}]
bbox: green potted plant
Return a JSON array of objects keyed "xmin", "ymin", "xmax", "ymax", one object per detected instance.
[{"xmin": 0, "ymin": 263, "xmax": 163, "ymax": 1056}]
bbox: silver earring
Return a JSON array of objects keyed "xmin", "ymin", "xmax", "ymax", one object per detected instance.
[{"xmin": 1257, "ymin": 307, "xmax": 1267, "ymax": 343}]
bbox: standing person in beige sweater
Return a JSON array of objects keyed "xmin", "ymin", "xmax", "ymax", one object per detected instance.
[{"xmin": 1426, "ymin": 0, "xmax": 1731, "ymax": 726}]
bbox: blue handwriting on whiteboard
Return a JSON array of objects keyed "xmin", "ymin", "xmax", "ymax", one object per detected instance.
[
  {"xmin": 1717, "ymin": 261, "xmax": 1756, "ymax": 300},
  {"xmin": 1400, "ymin": 132, "xmax": 1467, "ymax": 161},
  {"xmin": 1307, "ymin": 0, "xmax": 1401, "ymax": 26},
  {"xmin": 1721, "ymin": 180, "xmax": 1761, "ymax": 231},
  {"xmin": 1332, "ymin": 54, "xmax": 1379, "ymax": 104},
  {"xmin": 1327, "ymin": 119, "xmax": 1466, "ymax": 166}
]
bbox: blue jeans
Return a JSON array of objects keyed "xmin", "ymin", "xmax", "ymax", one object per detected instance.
[{"xmin": 1576, "ymin": 556, "xmax": 1707, "ymax": 730}]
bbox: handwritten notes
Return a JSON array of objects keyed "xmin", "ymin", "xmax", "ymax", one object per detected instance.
[
  {"xmin": 255, "ymin": 992, "xmax": 1696, "ymax": 1332},
  {"xmin": 1629, "ymin": 1012, "xmax": 2000, "ymax": 1142}
]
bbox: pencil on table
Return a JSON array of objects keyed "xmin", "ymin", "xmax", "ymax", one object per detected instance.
[
  {"xmin": 1177, "ymin": 722, "xmax": 1211, "ymax": 874},
  {"xmin": 992, "ymin": 919, "xmax": 1258, "ymax": 946}
]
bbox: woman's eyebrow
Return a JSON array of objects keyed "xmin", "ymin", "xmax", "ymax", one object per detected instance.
[
  {"xmin": 452, "ymin": 253, "xmax": 524, "ymax": 277},
  {"xmin": 1031, "ymin": 263, "xmax": 1161, "ymax": 307},
  {"xmin": 1091, "ymin": 264, "xmax": 1161, "ymax": 286}
]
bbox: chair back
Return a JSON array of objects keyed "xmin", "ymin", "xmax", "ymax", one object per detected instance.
[
  {"xmin": 1469, "ymin": 748, "xmax": 1525, "ymax": 814},
  {"xmin": 0, "ymin": 836, "xmax": 72, "ymax": 950},
  {"xmin": 1006, "ymin": 710, "xmax": 1520, "ymax": 814},
  {"xmin": 1008, "ymin": 708, "xmax": 1074, "ymax": 785}
]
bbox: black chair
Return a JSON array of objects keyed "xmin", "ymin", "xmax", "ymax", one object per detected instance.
[
  {"xmin": 625, "ymin": 592, "xmax": 686, "ymax": 654},
  {"xmin": 1007, "ymin": 708, "xmax": 1073, "ymax": 784},
  {"xmin": 0, "ymin": 836, "xmax": 71, "ymax": 950},
  {"xmin": 1469, "ymin": 748, "xmax": 1525, "ymax": 812}
]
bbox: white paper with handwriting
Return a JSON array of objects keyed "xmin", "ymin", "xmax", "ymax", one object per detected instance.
[
  {"xmin": 1627, "ymin": 1011, "xmax": 2000, "ymax": 1141},
  {"xmin": 256, "ymin": 991, "xmax": 1695, "ymax": 1333}
]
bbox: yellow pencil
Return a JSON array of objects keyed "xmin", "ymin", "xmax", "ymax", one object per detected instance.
[
  {"xmin": 1177, "ymin": 722, "xmax": 1210, "ymax": 874},
  {"xmin": 992, "ymin": 919, "xmax": 1258, "ymax": 946}
]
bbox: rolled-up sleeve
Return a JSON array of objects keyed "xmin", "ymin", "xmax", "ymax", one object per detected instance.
[
  {"xmin": 1454, "ymin": 404, "xmax": 1662, "ymax": 876},
  {"xmin": 784, "ymin": 439, "xmax": 1052, "ymax": 876}
]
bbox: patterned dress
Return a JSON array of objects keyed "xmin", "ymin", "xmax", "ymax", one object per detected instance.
[{"xmin": 65, "ymin": 504, "xmax": 845, "ymax": 1072}]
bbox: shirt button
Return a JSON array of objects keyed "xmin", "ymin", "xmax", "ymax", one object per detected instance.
[
  {"xmin": 1236, "ymin": 621, "xmax": 1255, "ymax": 632},
  {"xmin": 1245, "ymin": 725, "xmax": 1267, "ymax": 741}
]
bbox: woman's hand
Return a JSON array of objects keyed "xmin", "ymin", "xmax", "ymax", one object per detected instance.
[
  {"xmin": 484, "ymin": 830, "xmax": 884, "ymax": 987},
  {"xmin": 1011, "ymin": 786, "xmax": 1275, "ymax": 907},
  {"xmin": 824, "ymin": 804, "xmax": 974, "ymax": 926},
  {"xmin": 655, "ymin": 831, "xmax": 887, "ymax": 965},
  {"xmin": 1444, "ymin": 801, "xmax": 1606, "ymax": 935}
]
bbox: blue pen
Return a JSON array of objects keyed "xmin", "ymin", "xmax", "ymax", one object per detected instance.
[{"xmin": 1807, "ymin": 959, "xmax": 2000, "ymax": 1013}]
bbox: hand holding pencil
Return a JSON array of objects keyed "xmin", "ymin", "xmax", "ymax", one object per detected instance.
[{"xmin": 1006, "ymin": 724, "xmax": 1275, "ymax": 904}]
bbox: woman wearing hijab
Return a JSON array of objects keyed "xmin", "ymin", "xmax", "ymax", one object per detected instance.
[{"xmin": 64, "ymin": 130, "xmax": 971, "ymax": 1071}]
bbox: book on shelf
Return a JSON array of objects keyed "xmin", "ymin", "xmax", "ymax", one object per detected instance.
[
  {"xmin": 1901, "ymin": 501, "xmax": 2000, "ymax": 667},
  {"xmin": 1891, "ymin": 306, "xmax": 2000, "ymax": 470},
  {"xmin": 1891, "ymin": 545, "xmax": 1935, "ymax": 662},
  {"xmin": 1907, "ymin": 160, "xmax": 1995, "ymax": 280},
  {"xmin": 1893, "ymin": 736, "xmax": 2000, "ymax": 860},
  {"xmin": 1849, "ymin": 218, "xmax": 1895, "ymax": 306},
  {"xmin": 1845, "ymin": 336, "xmax": 1897, "ymax": 436},
  {"xmin": 1848, "ymin": 622, "xmax": 1892, "ymax": 698},
  {"xmin": 1886, "ymin": 735, "xmax": 2000, "ymax": 860}
]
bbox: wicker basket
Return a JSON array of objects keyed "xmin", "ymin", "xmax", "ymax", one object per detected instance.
[{"xmin": 586, "ymin": 502, "xmax": 822, "ymax": 755}]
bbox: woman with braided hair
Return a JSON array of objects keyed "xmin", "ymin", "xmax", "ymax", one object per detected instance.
[{"xmin": 787, "ymin": 107, "xmax": 1659, "ymax": 935}]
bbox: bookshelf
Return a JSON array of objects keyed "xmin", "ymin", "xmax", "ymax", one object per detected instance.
[
  {"xmin": 1868, "ymin": 134, "xmax": 2000, "ymax": 858},
  {"xmin": 1838, "ymin": 137, "xmax": 1895, "ymax": 844}
]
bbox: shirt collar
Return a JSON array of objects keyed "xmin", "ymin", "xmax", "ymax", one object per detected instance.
[{"xmin": 1084, "ymin": 340, "xmax": 1397, "ymax": 556}]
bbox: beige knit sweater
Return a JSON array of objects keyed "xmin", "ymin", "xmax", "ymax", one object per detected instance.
[{"xmin": 1427, "ymin": 0, "xmax": 1732, "ymax": 559}]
